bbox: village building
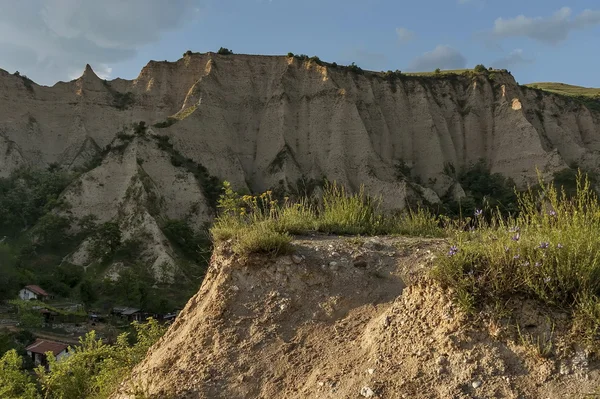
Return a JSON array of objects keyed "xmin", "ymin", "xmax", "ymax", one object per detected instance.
[
  {"xmin": 25, "ymin": 339, "xmax": 70, "ymax": 368},
  {"xmin": 112, "ymin": 306, "xmax": 144, "ymax": 322},
  {"xmin": 18, "ymin": 285, "xmax": 49, "ymax": 301}
]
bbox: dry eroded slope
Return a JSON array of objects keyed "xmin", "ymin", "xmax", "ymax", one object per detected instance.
[{"xmin": 113, "ymin": 237, "xmax": 599, "ymax": 398}]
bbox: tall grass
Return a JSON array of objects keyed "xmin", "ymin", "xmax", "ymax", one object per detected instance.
[
  {"xmin": 432, "ymin": 172, "xmax": 600, "ymax": 346},
  {"xmin": 210, "ymin": 181, "xmax": 443, "ymax": 256}
]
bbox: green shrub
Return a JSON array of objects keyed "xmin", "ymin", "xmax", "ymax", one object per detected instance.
[
  {"xmin": 89, "ymin": 222, "xmax": 122, "ymax": 261},
  {"xmin": 183, "ymin": 50, "xmax": 193, "ymax": 57},
  {"xmin": 287, "ymin": 52, "xmax": 294, "ymax": 57},
  {"xmin": 319, "ymin": 184, "xmax": 382, "ymax": 235},
  {"xmin": 36, "ymin": 319, "xmax": 166, "ymax": 399},
  {"xmin": 0, "ymin": 350, "xmax": 39, "ymax": 399},
  {"xmin": 210, "ymin": 181, "xmax": 444, "ymax": 255},
  {"xmin": 14, "ymin": 71, "xmax": 34, "ymax": 92},
  {"xmin": 474, "ymin": 64, "xmax": 487, "ymax": 73},
  {"xmin": 434, "ymin": 68, "xmax": 441, "ymax": 75},
  {"xmin": 432, "ymin": 173, "xmax": 600, "ymax": 348},
  {"xmin": 162, "ymin": 219, "xmax": 210, "ymax": 262},
  {"xmin": 112, "ymin": 91, "xmax": 135, "ymax": 110},
  {"xmin": 217, "ymin": 47, "xmax": 233, "ymax": 55},
  {"xmin": 347, "ymin": 62, "xmax": 364, "ymax": 75}
]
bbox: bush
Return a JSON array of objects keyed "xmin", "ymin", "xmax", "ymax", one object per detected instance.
[
  {"xmin": 287, "ymin": 52, "xmax": 294, "ymax": 57},
  {"xmin": 35, "ymin": 319, "xmax": 167, "ymax": 399},
  {"xmin": 434, "ymin": 68, "xmax": 441, "ymax": 74},
  {"xmin": 347, "ymin": 62, "xmax": 364, "ymax": 75},
  {"xmin": 89, "ymin": 222, "xmax": 122, "ymax": 261},
  {"xmin": 0, "ymin": 350, "xmax": 39, "ymax": 399},
  {"xmin": 474, "ymin": 64, "xmax": 487, "ymax": 73},
  {"xmin": 432, "ymin": 173, "xmax": 600, "ymax": 348},
  {"xmin": 217, "ymin": 47, "xmax": 233, "ymax": 55},
  {"xmin": 319, "ymin": 184, "xmax": 382, "ymax": 235},
  {"xmin": 183, "ymin": 50, "xmax": 193, "ymax": 57},
  {"xmin": 210, "ymin": 181, "xmax": 444, "ymax": 256}
]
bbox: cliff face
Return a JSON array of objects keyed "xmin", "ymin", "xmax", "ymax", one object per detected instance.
[{"xmin": 1, "ymin": 54, "xmax": 599, "ymax": 274}]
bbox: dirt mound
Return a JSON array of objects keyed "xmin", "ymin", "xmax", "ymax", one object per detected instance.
[{"xmin": 112, "ymin": 236, "xmax": 599, "ymax": 398}]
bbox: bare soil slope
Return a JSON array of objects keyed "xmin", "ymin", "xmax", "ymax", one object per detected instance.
[{"xmin": 114, "ymin": 236, "xmax": 599, "ymax": 398}]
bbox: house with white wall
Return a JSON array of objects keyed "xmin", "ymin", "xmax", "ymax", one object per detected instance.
[
  {"xmin": 25, "ymin": 339, "xmax": 70, "ymax": 368},
  {"xmin": 18, "ymin": 285, "xmax": 49, "ymax": 301}
]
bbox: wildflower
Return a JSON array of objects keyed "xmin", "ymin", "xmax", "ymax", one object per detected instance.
[
  {"xmin": 523, "ymin": 261, "xmax": 530, "ymax": 267},
  {"xmin": 474, "ymin": 209, "xmax": 483, "ymax": 217},
  {"xmin": 508, "ymin": 226, "xmax": 520, "ymax": 233},
  {"xmin": 539, "ymin": 242, "xmax": 550, "ymax": 249},
  {"xmin": 557, "ymin": 243, "xmax": 563, "ymax": 249},
  {"xmin": 535, "ymin": 262, "xmax": 541, "ymax": 267},
  {"xmin": 513, "ymin": 254, "xmax": 520, "ymax": 260},
  {"xmin": 448, "ymin": 245, "xmax": 459, "ymax": 257},
  {"xmin": 548, "ymin": 210, "xmax": 557, "ymax": 217},
  {"xmin": 544, "ymin": 277, "xmax": 551, "ymax": 284},
  {"xmin": 511, "ymin": 233, "xmax": 520, "ymax": 242}
]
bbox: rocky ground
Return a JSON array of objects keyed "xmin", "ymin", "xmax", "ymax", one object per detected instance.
[{"xmin": 112, "ymin": 235, "xmax": 599, "ymax": 398}]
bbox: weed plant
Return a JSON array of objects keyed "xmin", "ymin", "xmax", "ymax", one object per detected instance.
[{"xmin": 432, "ymin": 172, "xmax": 600, "ymax": 346}]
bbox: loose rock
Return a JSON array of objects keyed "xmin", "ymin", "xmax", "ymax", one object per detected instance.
[
  {"xmin": 360, "ymin": 386, "xmax": 375, "ymax": 397},
  {"xmin": 291, "ymin": 254, "xmax": 304, "ymax": 264},
  {"xmin": 472, "ymin": 380, "xmax": 482, "ymax": 389}
]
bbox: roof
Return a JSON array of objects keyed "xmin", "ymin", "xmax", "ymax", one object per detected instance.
[
  {"xmin": 113, "ymin": 307, "xmax": 141, "ymax": 315},
  {"xmin": 25, "ymin": 339, "xmax": 68, "ymax": 356},
  {"xmin": 24, "ymin": 285, "xmax": 49, "ymax": 296}
]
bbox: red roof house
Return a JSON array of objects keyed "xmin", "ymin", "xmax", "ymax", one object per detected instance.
[
  {"xmin": 25, "ymin": 339, "xmax": 70, "ymax": 367},
  {"xmin": 19, "ymin": 285, "xmax": 49, "ymax": 301}
]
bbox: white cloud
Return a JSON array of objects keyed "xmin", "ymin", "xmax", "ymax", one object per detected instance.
[
  {"xmin": 0, "ymin": 0, "xmax": 198, "ymax": 85},
  {"xmin": 396, "ymin": 27, "xmax": 415, "ymax": 44},
  {"xmin": 491, "ymin": 49, "xmax": 534, "ymax": 69},
  {"xmin": 491, "ymin": 7, "xmax": 600, "ymax": 44},
  {"xmin": 407, "ymin": 45, "xmax": 467, "ymax": 71}
]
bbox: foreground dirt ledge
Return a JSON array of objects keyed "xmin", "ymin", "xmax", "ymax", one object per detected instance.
[{"xmin": 114, "ymin": 236, "xmax": 600, "ymax": 399}]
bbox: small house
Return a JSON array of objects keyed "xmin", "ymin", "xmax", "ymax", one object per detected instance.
[
  {"xmin": 18, "ymin": 285, "xmax": 49, "ymax": 301},
  {"xmin": 112, "ymin": 307, "xmax": 143, "ymax": 322},
  {"xmin": 25, "ymin": 339, "xmax": 70, "ymax": 368}
]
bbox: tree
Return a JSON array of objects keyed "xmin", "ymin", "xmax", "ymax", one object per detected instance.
[
  {"xmin": 474, "ymin": 64, "xmax": 487, "ymax": 73},
  {"xmin": 80, "ymin": 279, "xmax": 98, "ymax": 307},
  {"xmin": 217, "ymin": 47, "xmax": 233, "ymax": 55},
  {"xmin": 36, "ymin": 320, "xmax": 167, "ymax": 398},
  {"xmin": 434, "ymin": 68, "xmax": 441, "ymax": 74},
  {"xmin": 0, "ymin": 350, "xmax": 39, "ymax": 399}
]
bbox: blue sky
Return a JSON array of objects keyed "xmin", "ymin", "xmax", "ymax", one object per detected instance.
[{"xmin": 2, "ymin": 0, "xmax": 599, "ymax": 87}]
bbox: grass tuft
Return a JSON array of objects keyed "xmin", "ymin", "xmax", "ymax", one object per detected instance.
[
  {"xmin": 432, "ymin": 171, "xmax": 600, "ymax": 348},
  {"xmin": 210, "ymin": 181, "xmax": 443, "ymax": 256}
]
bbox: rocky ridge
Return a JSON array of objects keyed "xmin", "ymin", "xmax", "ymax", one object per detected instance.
[{"xmin": 1, "ymin": 53, "xmax": 599, "ymax": 276}]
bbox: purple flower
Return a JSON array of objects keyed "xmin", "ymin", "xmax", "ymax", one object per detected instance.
[
  {"xmin": 539, "ymin": 242, "xmax": 550, "ymax": 249},
  {"xmin": 557, "ymin": 243, "xmax": 563, "ymax": 249},
  {"xmin": 474, "ymin": 209, "xmax": 483, "ymax": 217},
  {"xmin": 523, "ymin": 261, "xmax": 530, "ymax": 267},
  {"xmin": 448, "ymin": 245, "xmax": 459, "ymax": 257},
  {"xmin": 548, "ymin": 210, "xmax": 557, "ymax": 217},
  {"xmin": 513, "ymin": 254, "xmax": 520, "ymax": 260},
  {"xmin": 511, "ymin": 233, "xmax": 520, "ymax": 242}
]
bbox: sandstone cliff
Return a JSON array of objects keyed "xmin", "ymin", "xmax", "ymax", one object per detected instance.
[{"xmin": 1, "ymin": 53, "xmax": 599, "ymax": 274}]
